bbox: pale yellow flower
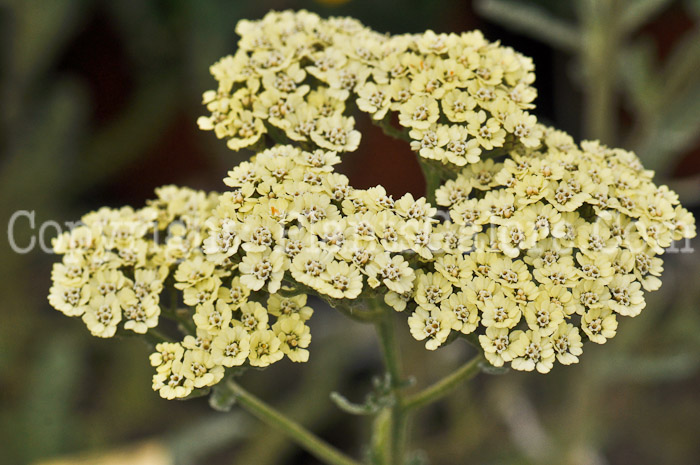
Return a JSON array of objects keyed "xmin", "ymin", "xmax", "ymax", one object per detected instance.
[
  {"xmin": 181, "ymin": 349, "xmax": 223, "ymax": 389},
  {"xmin": 399, "ymin": 95, "xmax": 440, "ymax": 130},
  {"xmin": 551, "ymin": 323, "xmax": 583, "ymax": 365},
  {"xmin": 510, "ymin": 330, "xmax": 555, "ymax": 373},
  {"xmin": 408, "ymin": 307, "xmax": 456, "ymax": 350},
  {"xmin": 441, "ymin": 89, "xmax": 477, "ymax": 122},
  {"xmin": 481, "ymin": 292, "xmax": 522, "ymax": 329},
  {"xmin": 267, "ymin": 294, "xmax": 314, "ymax": 321},
  {"xmin": 524, "ymin": 301, "xmax": 564, "ymax": 336},
  {"xmin": 441, "ymin": 291, "xmax": 479, "ymax": 334},
  {"xmin": 239, "ymin": 249, "xmax": 286, "ymax": 293},
  {"xmin": 248, "ymin": 330, "xmax": 284, "ymax": 367},
  {"xmin": 211, "ymin": 326, "xmax": 250, "ymax": 367},
  {"xmin": 367, "ymin": 253, "xmax": 415, "ymax": 294},
  {"xmin": 582, "ymin": 308, "xmax": 618, "ymax": 344},
  {"xmin": 607, "ymin": 275, "xmax": 645, "ymax": 316},
  {"xmin": 479, "ymin": 327, "xmax": 526, "ymax": 367},
  {"xmin": 273, "ymin": 317, "xmax": 312, "ymax": 362},
  {"xmin": 82, "ymin": 294, "xmax": 122, "ymax": 338}
]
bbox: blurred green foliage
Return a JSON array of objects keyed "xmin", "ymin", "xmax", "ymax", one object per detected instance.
[
  {"xmin": 476, "ymin": 0, "xmax": 700, "ymax": 175},
  {"xmin": 1, "ymin": 0, "xmax": 698, "ymax": 464}
]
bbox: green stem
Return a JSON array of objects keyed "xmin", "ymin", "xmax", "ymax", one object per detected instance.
[
  {"xmin": 579, "ymin": 0, "xmax": 620, "ymax": 144},
  {"xmin": 403, "ymin": 354, "xmax": 483, "ymax": 412},
  {"xmin": 376, "ymin": 115, "xmax": 411, "ymax": 142},
  {"xmin": 160, "ymin": 287, "xmax": 196, "ymax": 336},
  {"xmin": 371, "ymin": 407, "xmax": 394, "ymax": 465},
  {"xmin": 226, "ymin": 380, "xmax": 363, "ymax": 465},
  {"xmin": 336, "ymin": 302, "xmax": 384, "ymax": 324},
  {"xmin": 375, "ymin": 308, "xmax": 402, "ymax": 384},
  {"xmin": 145, "ymin": 328, "xmax": 172, "ymax": 344},
  {"xmin": 280, "ymin": 279, "xmax": 382, "ymax": 323},
  {"xmin": 264, "ymin": 122, "xmax": 294, "ymax": 146},
  {"xmin": 418, "ymin": 160, "xmax": 442, "ymax": 205},
  {"xmin": 373, "ymin": 304, "xmax": 408, "ymax": 465}
]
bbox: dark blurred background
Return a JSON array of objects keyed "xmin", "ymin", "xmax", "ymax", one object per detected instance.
[{"xmin": 1, "ymin": 1, "xmax": 699, "ymax": 464}]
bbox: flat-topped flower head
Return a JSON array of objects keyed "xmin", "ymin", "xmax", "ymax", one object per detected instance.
[
  {"xmin": 199, "ymin": 10, "xmax": 538, "ymax": 170},
  {"xmin": 424, "ymin": 124, "xmax": 696, "ymax": 373},
  {"xmin": 48, "ymin": 11, "xmax": 697, "ymax": 405}
]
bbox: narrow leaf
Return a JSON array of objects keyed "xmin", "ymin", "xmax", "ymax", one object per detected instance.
[
  {"xmin": 479, "ymin": 361, "xmax": 510, "ymax": 375},
  {"xmin": 660, "ymin": 26, "xmax": 700, "ymax": 103},
  {"xmin": 636, "ymin": 82, "xmax": 700, "ymax": 172},
  {"xmin": 474, "ymin": 0, "xmax": 581, "ymax": 52},
  {"xmin": 329, "ymin": 391, "xmax": 379, "ymax": 415},
  {"xmin": 618, "ymin": 39, "xmax": 659, "ymax": 115},
  {"xmin": 208, "ymin": 384, "xmax": 235, "ymax": 412}
]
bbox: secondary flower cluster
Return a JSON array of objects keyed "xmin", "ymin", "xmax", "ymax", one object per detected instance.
[
  {"xmin": 416, "ymin": 126, "xmax": 696, "ymax": 372},
  {"xmin": 197, "ymin": 10, "xmax": 538, "ymax": 167},
  {"xmin": 49, "ymin": 144, "xmax": 443, "ymax": 400},
  {"xmin": 49, "ymin": 186, "xmax": 217, "ymax": 339},
  {"xmin": 205, "ymin": 144, "xmax": 432, "ymax": 300}
]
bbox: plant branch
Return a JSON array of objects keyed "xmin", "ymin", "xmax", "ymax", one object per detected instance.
[
  {"xmin": 335, "ymin": 302, "xmax": 384, "ymax": 323},
  {"xmin": 418, "ymin": 159, "xmax": 443, "ymax": 205},
  {"xmin": 280, "ymin": 279, "xmax": 382, "ymax": 323},
  {"xmin": 160, "ymin": 287, "xmax": 196, "ymax": 336},
  {"xmin": 225, "ymin": 379, "xmax": 363, "ymax": 465},
  {"xmin": 374, "ymin": 307, "xmax": 403, "ymax": 385},
  {"xmin": 145, "ymin": 328, "xmax": 173, "ymax": 344},
  {"xmin": 403, "ymin": 353, "xmax": 483, "ymax": 412},
  {"xmin": 376, "ymin": 114, "xmax": 411, "ymax": 142},
  {"xmin": 578, "ymin": 0, "xmax": 621, "ymax": 143},
  {"xmin": 372, "ymin": 303, "xmax": 408, "ymax": 465}
]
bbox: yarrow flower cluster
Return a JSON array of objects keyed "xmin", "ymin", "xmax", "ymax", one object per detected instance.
[
  {"xmin": 423, "ymin": 127, "xmax": 696, "ymax": 372},
  {"xmin": 197, "ymin": 9, "xmax": 538, "ymax": 167},
  {"xmin": 158, "ymin": 144, "xmax": 438, "ymax": 399},
  {"xmin": 48, "ymin": 10, "xmax": 696, "ymax": 400},
  {"xmin": 207, "ymin": 145, "xmax": 430, "ymax": 301},
  {"xmin": 50, "ymin": 187, "xmax": 217, "ymax": 339}
]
